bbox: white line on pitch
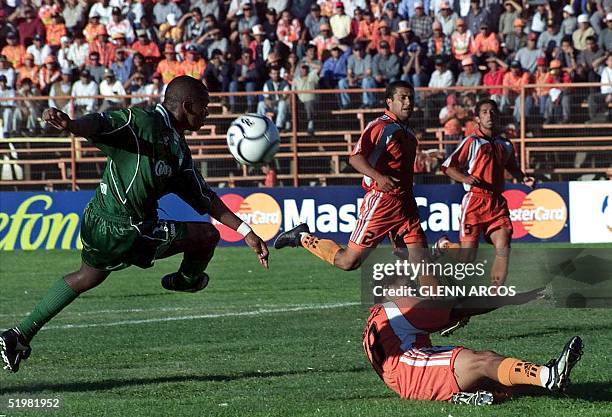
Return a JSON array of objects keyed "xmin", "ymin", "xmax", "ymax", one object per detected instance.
[{"xmin": 42, "ymin": 302, "xmax": 361, "ymax": 331}]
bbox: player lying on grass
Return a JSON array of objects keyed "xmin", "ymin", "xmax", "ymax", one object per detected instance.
[
  {"xmin": 1, "ymin": 75, "xmax": 269, "ymax": 373},
  {"xmin": 275, "ymin": 81, "xmax": 437, "ymax": 288},
  {"xmin": 363, "ymin": 283, "xmax": 583, "ymax": 405}
]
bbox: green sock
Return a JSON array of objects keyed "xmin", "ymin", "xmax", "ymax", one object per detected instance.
[{"xmin": 17, "ymin": 278, "xmax": 78, "ymax": 342}]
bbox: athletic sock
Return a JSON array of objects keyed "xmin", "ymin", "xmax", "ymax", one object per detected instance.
[
  {"xmin": 442, "ymin": 241, "xmax": 461, "ymax": 250},
  {"xmin": 300, "ymin": 234, "xmax": 342, "ymax": 266},
  {"xmin": 178, "ymin": 249, "xmax": 215, "ymax": 285},
  {"xmin": 497, "ymin": 358, "xmax": 547, "ymax": 387},
  {"xmin": 17, "ymin": 278, "xmax": 78, "ymax": 343}
]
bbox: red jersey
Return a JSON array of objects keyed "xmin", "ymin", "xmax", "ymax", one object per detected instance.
[
  {"xmin": 351, "ymin": 109, "xmax": 418, "ymax": 195},
  {"xmin": 441, "ymin": 128, "xmax": 518, "ymax": 195}
]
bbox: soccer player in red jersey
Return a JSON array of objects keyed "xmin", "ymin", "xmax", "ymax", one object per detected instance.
[
  {"xmin": 363, "ymin": 279, "xmax": 583, "ymax": 405},
  {"xmin": 435, "ymin": 99, "xmax": 534, "ymax": 288},
  {"xmin": 275, "ymin": 81, "xmax": 432, "ymax": 282}
]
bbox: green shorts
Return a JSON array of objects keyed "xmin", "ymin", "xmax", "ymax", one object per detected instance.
[{"xmin": 80, "ymin": 203, "xmax": 189, "ymax": 271}]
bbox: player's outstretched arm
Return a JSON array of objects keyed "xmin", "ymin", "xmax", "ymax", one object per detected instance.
[
  {"xmin": 42, "ymin": 107, "xmax": 103, "ymax": 138},
  {"xmin": 208, "ymin": 195, "xmax": 269, "ymax": 269},
  {"xmin": 349, "ymin": 153, "xmax": 398, "ymax": 192},
  {"xmin": 448, "ymin": 287, "xmax": 545, "ymax": 322}
]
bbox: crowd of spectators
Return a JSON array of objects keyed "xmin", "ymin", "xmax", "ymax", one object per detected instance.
[{"xmin": 0, "ymin": 0, "xmax": 611, "ymax": 137}]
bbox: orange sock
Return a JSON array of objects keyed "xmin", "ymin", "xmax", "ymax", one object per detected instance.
[
  {"xmin": 443, "ymin": 241, "xmax": 461, "ymax": 250},
  {"xmin": 301, "ymin": 234, "xmax": 342, "ymax": 266},
  {"xmin": 497, "ymin": 358, "xmax": 548, "ymax": 387}
]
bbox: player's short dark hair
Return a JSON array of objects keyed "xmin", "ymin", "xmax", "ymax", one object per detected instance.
[
  {"xmin": 384, "ymin": 80, "xmax": 414, "ymax": 108},
  {"xmin": 163, "ymin": 75, "xmax": 209, "ymax": 111},
  {"xmin": 475, "ymin": 98, "xmax": 499, "ymax": 115}
]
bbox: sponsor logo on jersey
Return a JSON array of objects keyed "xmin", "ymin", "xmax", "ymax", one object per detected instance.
[
  {"xmin": 214, "ymin": 193, "xmax": 282, "ymax": 242},
  {"xmin": 504, "ymin": 188, "xmax": 567, "ymax": 239},
  {"xmin": 154, "ymin": 160, "xmax": 172, "ymax": 177}
]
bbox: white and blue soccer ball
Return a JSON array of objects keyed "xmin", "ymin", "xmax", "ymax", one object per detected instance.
[{"xmin": 226, "ymin": 114, "xmax": 280, "ymax": 166}]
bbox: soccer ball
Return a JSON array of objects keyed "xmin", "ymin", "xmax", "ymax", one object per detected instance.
[{"xmin": 226, "ymin": 114, "xmax": 280, "ymax": 166}]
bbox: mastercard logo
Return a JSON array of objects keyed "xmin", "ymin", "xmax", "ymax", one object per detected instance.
[
  {"xmin": 213, "ymin": 193, "xmax": 282, "ymax": 242},
  {"xmin": 503, "ymin": 188, "xmax": 567, "ymax": 239}
]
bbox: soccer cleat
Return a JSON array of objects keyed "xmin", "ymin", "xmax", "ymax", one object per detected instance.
[
  {"xmin": 431, "ymin": 234, "xmax": 450, "ymax": 258},
  {"xmin": 273, "ymin": 223, "xmax": 311, "ymax": 249},
  {"xmin": 451, "ymin": 390, "xmax": 494, "ymax": 406},
  {"xmin": 544, "ymin": 336, "xmax": 583, "ymax": 392},
  {"xmin": 1, "ymin": 328, "xmax": 32, "ymax": 373},
  {"xmin": 161, "ymin": 272, "xmax": 209, "ymax": 293},
  {"xmin": 440, "ymin": 317, "xmax": 470, "ymax": 337}
]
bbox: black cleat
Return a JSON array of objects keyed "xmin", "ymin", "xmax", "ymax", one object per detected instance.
[
  {"xmin": 1, "ymin": 328, "xmax": 32, "ymax": 373},
  {"xmin": 273, "ymin": 223, "xmax": 311, "ymax": 249},
  {"xmin": 545, "ymin": 336, "xmax": 583, "ymax": 392},
  {"xmin": 451, "ymin": 390, "xmax": 494, "ymax": 406},
  {"xmin": 161, "ymin": 272, "xmax": 209, "ymax": 293}
]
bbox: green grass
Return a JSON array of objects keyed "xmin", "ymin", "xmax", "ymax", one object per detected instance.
[{"xmin": 0, "ymin": 247, "xmax": 611, "ymax": 417}]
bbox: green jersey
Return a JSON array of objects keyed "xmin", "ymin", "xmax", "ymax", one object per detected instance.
[{"xmin": 88, "ymin": 103, "xmax": 216, "ymax": 221}]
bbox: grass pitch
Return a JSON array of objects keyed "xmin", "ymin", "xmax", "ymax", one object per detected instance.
[{"xmin": 0, "ymin": 247, "xmax": 611, "ymax": 417}]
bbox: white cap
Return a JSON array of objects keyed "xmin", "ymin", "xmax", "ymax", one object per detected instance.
[
  {"xmin": 606, "ymin": 12, "xmax": 612, "ymax": 21},
  {"xmin": 398, "ymin": 20, "xmax": 410, "ymax": 33},
  {"xmin": 60, "ymin": 35, "xmax": 70, "ymax": 43},
  {"xmin": 167, "ymin": 13, "xmax": 177, "ymax": 26},
  {"xmin": 562, "ymin": 5, "xmax": 573, "ymax": 15},
  {"xmin": 414, "ymin": 0, "xmax": 423, "ymax": 7},
  {"xmin": 577, "ymin": 13, "xmax": 589, "ymax": 24},
  {"xmin": 252, "ymin": 24, "xmax": 264, "ymax": 35}
]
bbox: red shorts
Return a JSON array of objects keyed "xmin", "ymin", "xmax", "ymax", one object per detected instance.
[
  {"xmin": 349, "ymin": 190, "xmax": 426, "ymax": 249},
  {"xmin": 459, "ymin": 191, "xmax": 512, "ymax": 243}
]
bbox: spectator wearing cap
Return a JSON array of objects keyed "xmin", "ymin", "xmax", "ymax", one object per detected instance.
[
  {"xmin": 250, "ymin": 25, "xmax": 272, "ymax": 63},
  {"xmin": 38, "ymin": 55, "xmax": 61, "ymax": 95},
  {"xmin": 560, "ymin": 5, "xmax": 577, "ymax": 36},
  {"xmin": 408, "ymin": 2, "xmax": 433, "ymax": 40},
  {"xmin": 428, "ymin": 21, "xmax": 451, "ymax": 57},
  {"xmin": 258, "ymin": 66, "xmax": 290, "ymax": 131},
  {"xmin": 587, "ymin": 54, "xmax": 612, "ymax": 122},
  {"xmin": 355, "ymin": 10, "xmax": 380, "ymax": 43},
  {"xmin": 229, "ymin": 48, "xmax": 262, "ymax": 112},
  {"xmin": 578, "ymin": 36, "xmax": 606, "ymax": 82},
  {"xmin": 89, "ymin": 0, "xmax": 113, "ymax": 26},
  {"xmin": 599, "ymin": 13, "xmax": 612, "ymax": 52},
  {"xmin": 107, "ymin": 7, "xmax": 135, "ymax": 44},
  {"xmin": 206, "ymin": 28, "xmax": 230, "ymax": 61},
  {"xmin": 17, "ymin": 6, "xmax": 46, "ymax": 46},
  {"xmin": 0, "ymin": 10, "xmax": 18, "ymax": 50},
  {"xmin": 180, "ymin": 45, "xmax": 207, "ymax": 80},
  {"xmin": 465, "ymin": 0, "xmax": 490, "ymax": 36},
  {"xmin": 16, "ymin": 54, "xmax": 39, "ymax": 89},
  {"xmin": 83, "ymin": 15, "xmax": 105, "ymax": 44},
  {"xmin": 372, "ymin": 40, "xmax": 400, "ymax": 84},
  {"xmin": 537, "ymin": 21, "xmax": 563, "ymax": 51},
  {"xmin": 330, "ymin": 2, "xmax": 352, "ymax": 41},
  {"xmin": 0, "ymin": 74, "xmax": 16, "ymax": 135},
  {"xmin": 14, "ymin": 77, "xmax": 42, "ymax": 135},
  {"xmin": 450, "ymin": 18, "xmax": 473, "ymax": 61},
  {"xmin": 437, "ymin": 1, "xmax": 458, "ymax": 36},
  {"xmin": 46, "ymin": 14, "xmax": 67, "ymax": 48},
  {"xmin": 71, "ymin": 70, "xmax": 98, "ymax": 115},
  {"xmin": 235, "ymin": 3, "xmax": 259, "ymax": 40},
  {"xmin": 132, "ymin": 30, "xmax": 161, "ymax": 65},
  {"xmin": 397, "ymin": 20, "xmax": 420, "ymax": 56},
  {"xmin": 304, "ymin": 4, "xmax": 329, "ymax": 40},
  {"xmin": 398, "ymin": 0, "xmax": 429, "ymax": 19},
  {"xmin": 57, "ymin": 36, "xmax": 74, "ymax": 70},
  {"xmin": 514, "ymin": 32, "xmax": 542, "ymax": 73},
  {"xmin": 26, "ymin": 35, "xmax": 53, "ymax": 67},
  {"xmin": 543, "ymin": 59, "xmax": 571, "ymax": 123},
  {"xmin": 299, "ymin": 44, "xmax": 322, "ymax": 71},
  {"xmin": 498, "ymin": 0, "xmax": 522, "ymax": 36},
  {"xmin": 153, "ymin": 0, "xmax": 183, "ymax": 26},
  {"xmin": 86, "ymin": 52, "xmax": 105, "ymax": 83},
  {"xmin": 313, "ymin": 23, "xmax": 340, "ymax": 61},
  {"xmin": 125, "ymin": 71, "xmax": 148, "ymax": 107},
  {"xmin": 483, "ymin": 55, "xmax": 508, "ymax": 104},
  {"xmin": 204, "ymin": 49, "xmax": 230, "ymax": 93},
  {"xmin": 369, "ymin": 20, "xmax": 398, "ymax": 53},
  {"xmin": 157, "ymin": 44, "xmax": 184, "ymax": 85},
  {"xmin": 438, "ymin": 94, "xmax": 466, "ymax": 155},
  {"xmin": 573, "ymin": 14, "xmax": 595, "ymax": 51},
  {"xmin": 382, "ymin": 2, "xmax": 401, "ymax": 33},
  {"xmin": 456, "ymin": 56, "xmax": 481, "ymax": 96},
  {"xmin": 338, "ymin": 44, "xmax": 376, "ymax": 108},
  {"xmin": 320, "ymin": 46, "xmax": 348, "ymax": 89},
  {"xmin": 177, "ymin": 8, "xmax": 206, "ymax": 43},
  {"xmin": 62, "ymin": 0, "xmax": 86, "ymax": 33},
  {"xmin": 89, "ymin": 29, "xmax": 114, "ymax": 67},
  {"xmin": 48, "ymin": 68, "xmax": 73, "ymax": 114},
  {"xmin": 0, "ymin": 56, "xmax": 17, "ymax": 89},
  {"xmin": 424, "ymin": 56, "xmax": 454, "ymax": 122},
  {"xmin": 191, "ymin": 0, "xmax": 220, "ymax": 21},
  {"xmin": 1, "ymin": 34, "xmax": 26, "ymax": 70},
  {"xmin": 292, "ymin": 63, "xmax": 320, "ymax": 133},
  {"xmin": 111, "ymin": 48, "xmax": 133, "ymax": 85},
  {"xmin": 99, "ymin": 68, "xmax": 127, "ymax": 112},
  {"xmin": 501, "ymin": 60, "xmax": 532, "ymax": 124},
  {"xmin": 503, "ymin": 18, "xmax": 526, "ymax": 57},
  {"xmin": 554, "ymin": 37, "xmax": 577, "ymax": 72},
  {"xmin": 530, "ymin": 2, "xmax": 551, "ymax": 35},
  {"xmin": 472, "ymin": 22, "xmax": 499, "ymax": 57},
  {"xmin": 532, "ymin": 57, "xmax": 549, "ymax": 116}
]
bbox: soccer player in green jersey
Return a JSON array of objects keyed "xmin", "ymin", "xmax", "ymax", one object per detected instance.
[{"xmin": 1, "ymin": 76, "xmax": 270, "ymax": 373}]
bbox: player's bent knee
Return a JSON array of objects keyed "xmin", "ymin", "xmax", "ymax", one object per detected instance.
[{"xmin": 335, "ymin": 250, "xmax": 361, "ymax": 271}]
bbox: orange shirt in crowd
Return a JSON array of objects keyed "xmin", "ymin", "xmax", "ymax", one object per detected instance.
[
  {"xmin": 451, "ymin": 31, "xmax": 472, "ymax": 60},
  {"xmin": 472, "ymin": 32, "xmax": 499, "ymax": 55},
  {"xmin": 17, "ymin": 65, "xmax": 40, "ymax": 87},
  {"xmin": 180, "ymin": 59, "xmax": 206, "ymax": 80},
  {"xmin": 89, "ymin": 40, "xmax": 114, "ymax": 67},
  {"xmin": 39, "ymin": 66, "xmax": 60, "ymax": 92},
  {"xmin": 132, "ymin": 40, "xmax": 161, "ymax": 62},
  {"xmin": 357, "ymin": 20, "xmax": 379, "ymax": 40},
  {"xmin": 157, "ymin": 59, "xmax": 184, "ymax": 84},
  {"xmin": 46, "ymin": 23, "xmax": 67, "ymax": 47},
  {"xmin": 1, "ymin": 44, "xmax": 26, "ymax": 68},
  {"xmin": 533, "ymin": 69, "xmax": 549, "ymax": 96},
  {"xmin": 502, "ymin": 71, "xmax": 530, "ymax": 95},
  {"xmin": 368, "ymin": 33, "xmax": 397, "ymax": 52},
  {"xmin": 83, "ymin": 23, "xmax": 105, "ymax": 43}
]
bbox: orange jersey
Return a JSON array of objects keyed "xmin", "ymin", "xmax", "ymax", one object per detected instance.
[
  {"xmin": 17, "ymin": 65, "xmax": 40, "ymax": 87},
  {"xmin": 1, "ymin": 44, "xmax": 26, "ymax": 69},
  {"xmin": 46, "ymin": 23, "xmax": 67, "ymax": 46},
  {"xmin": 471, "ymin": 32, "xmax": 499, "ymax": 55},
  {"xmin": 180, "ymin": 59, "xmax": 206, "ymax": 80},
  {"xmin": 132, "ymin": 41, "xmax": 161, "ymax": 61},
  {"xmin": 83, "ymin": 23, "xmax": 105, "ymax": 43},
  {"xmin": 157, "ymin": 59, "xmax": 184, "ymax": 84},
  {"xmin": 351, "ymin": 109, "xmax": 418, "ymax": 195},
  {"xmin": 88, "ymin": 41, "xmax": 114, "ymax": 67},
  {"xmin": 502, "ymin": 71, "xmax": 530, "ymax": 95},
  {"xmin": 441, "ymin": 128, "xmax": 518, "ymax": 195}
]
